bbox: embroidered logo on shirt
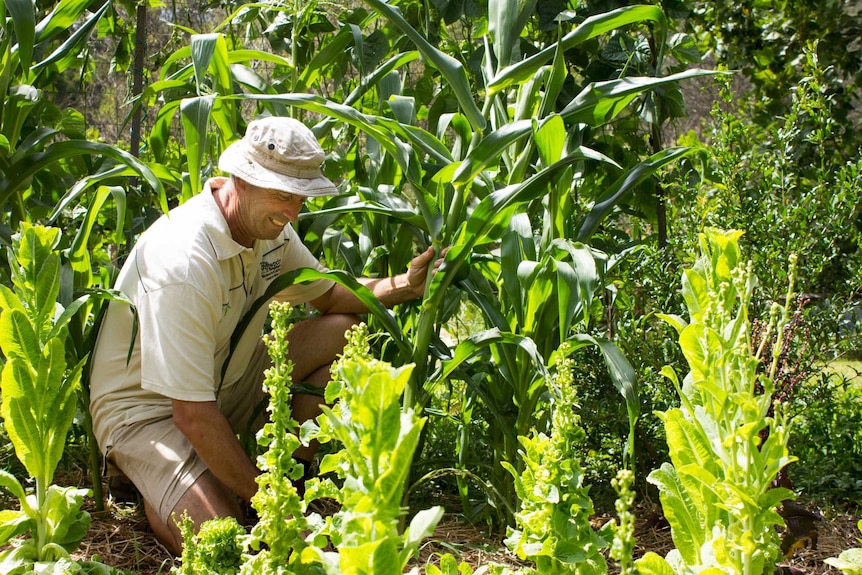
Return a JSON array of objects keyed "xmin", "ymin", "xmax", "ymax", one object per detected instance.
[
  {"xmin": 260, "ymin": 258, "xmax": 282, "ymax": 281},
  {"xmin": 222, "ymin": 302, "xmax": 232, "ymax": 316}
]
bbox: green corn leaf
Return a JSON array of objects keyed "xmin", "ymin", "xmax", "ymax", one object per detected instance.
[
  {"xmin": 49, "ymin": 169, "xmax": 129, "ymax": 228},
  {"xmin": 576, "ymin": 146, "xmax": 696, "ymax": 242},
  {"xmin": 190, "ymin": 34, "xmax": 218, "ymax": 93},
  {"xmin": 560, "ymin": 71, "xmax": 718, "ymax": 126},
  {"xmin": 34, "ymin": 0, "xmax": 96, "ymax": 41},
  {"xmin": 433, "ymin": 328, "xmax": 549, "ymax": 386},
  {"xmin": 221, "ymin": 268, "xmax": 411, "ymax": 390},
  {"xmin": 181, "ymin": 95, "xmax": 215, "ymax": 199},
  {"xmin": 452, "ymin": 120, "xmax": 532, "ymax": 186},
  {"xmin": 295, "ymin": 28, "xmax": 353, "ymax": 91},
  {"xmin": 0, "ymin": 140, "xmax": 166, "ymax": 216},
  {"xmin": 487, "ymin": 5, "xmax": 667, "ymax": 94},
  {"xmin": 66, "ymin": 185, "xmax": 126, "ymax": 287},
  {"xmin": 534, "ymin": 115, "xmax": 567, "ymax": 168},
  {"xmin": 31, "ymin": 0, "xmax": 110, "ymax": 75},
  {"xmin": 364, "ymin": 0, "xmax": 485, "ymax": 131},
  {"xmin": 570, "ymin": 333, "xmax": 639, "ymax": 464},
  {"xmin": 7, "ymin": 0, "xmax": 35, "ymax": 74},
  {"xmin": 489, "ymin": 0, "xmax": 519, "ymax": 71},
  {"xmin": 458, "ymin": 148, "xmax": 614, "ymax": 250},
  {"xmin": 538, "ymin": 32, "xmax": 570, "ymax": 119}
]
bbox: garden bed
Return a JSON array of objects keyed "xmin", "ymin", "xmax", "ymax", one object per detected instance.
[{"xmin": 69, "ymin": 496, "xmax": 857, "ymax": 575}]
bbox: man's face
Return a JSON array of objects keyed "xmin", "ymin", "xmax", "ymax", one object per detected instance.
[{"xmin": 238, "ymin": 180, "xmax": 306, "ymax": 241}]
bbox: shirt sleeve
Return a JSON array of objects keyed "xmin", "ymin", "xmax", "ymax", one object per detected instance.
[{"xmin": 139, "ymin": 282, "xmax": 221, "ymax": 402}]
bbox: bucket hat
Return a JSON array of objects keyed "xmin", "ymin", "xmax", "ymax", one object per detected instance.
[{"xmin": 218, "ymin": 116, "xmax": 338, "ymax": 197}]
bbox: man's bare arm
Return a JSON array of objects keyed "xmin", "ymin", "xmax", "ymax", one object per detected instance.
[
  {"xmin": 172, "ymin": 399, "xmax": 259, "ymax": 502},
  {"xmin": 309, "ymin": 246, "xmax": 443, "ymax": 314}
]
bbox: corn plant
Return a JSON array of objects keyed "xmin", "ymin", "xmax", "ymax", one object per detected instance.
[
  {"xmin": 0, "ymin": 0, "xmax": 164, "ymax": 230},
  {"xmin": 91, "ymin": 0, "xmax": 713, "ymax": 528},
  {"xmin": 0, "ymin": 223, "xmax": 121, "ymax": 574},
  {"xmin": 635, "ymin": 229, "xmax": 796, "ymax": 575}
]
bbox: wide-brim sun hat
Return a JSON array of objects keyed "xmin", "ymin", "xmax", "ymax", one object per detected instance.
[{"xmin": 218, "ymin": 116, "xmax": 338, "ymax": 197}]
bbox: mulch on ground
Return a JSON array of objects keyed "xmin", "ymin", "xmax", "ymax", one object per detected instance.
[{"xmin": 68, "ymin": 496, "xmax": 859, "ymax": 574}]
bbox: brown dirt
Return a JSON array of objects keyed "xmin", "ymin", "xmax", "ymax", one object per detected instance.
[{"xmin": 65, "ymin": 497, "xmax": 859, "ymax": 574}]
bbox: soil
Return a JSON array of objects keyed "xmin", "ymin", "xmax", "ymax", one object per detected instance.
[{"xmin": 65, "ymin": 494, "xmax": 860, "ymax": 575}]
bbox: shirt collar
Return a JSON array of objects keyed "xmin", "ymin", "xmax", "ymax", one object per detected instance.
[{"xmin": 201, "ymin": 177, "xmax": 247, "ymax": 261}]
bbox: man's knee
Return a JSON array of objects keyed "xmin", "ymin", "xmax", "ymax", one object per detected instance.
[{"xmin": 318, "ymin": 313, "xmax": 361, "ymax": 343}]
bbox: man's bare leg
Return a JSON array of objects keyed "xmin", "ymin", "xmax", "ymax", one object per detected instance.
[
  {"xmin": 145, "ymin": 469, "xmax": 243, "ymax": 556},
  {"xmin": 286, "ymin": 313, "xmax": 359, "ymax": 462}
]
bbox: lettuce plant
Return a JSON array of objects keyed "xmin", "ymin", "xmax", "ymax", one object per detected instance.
[
  {"xmin": 636, "ymin": 228, "xmax": 796, "ymax": 575},
  {"xmin": 240, "ymin": 301, "xmax": 311, "ymax": 574},
  {"xmin": 501, "ymin": 347, "xmax": 608, "ymax": 575},
  {"xmin": 310, "ymin": 323, "xmax": 443, "ymax": 575},
  {"xmin": 0, "ymin": 223, "xmax": 120, "ymax": 574},
  {"xmin": 824, "ymin": 521, "xmax": 862, "ymax": 575}
]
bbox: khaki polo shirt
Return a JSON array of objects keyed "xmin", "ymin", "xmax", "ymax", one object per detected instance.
[{"xmin": 89, "ymin": 179, "xmax": 334, "ymax": 450}]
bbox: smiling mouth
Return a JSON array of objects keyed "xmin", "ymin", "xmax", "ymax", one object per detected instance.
[{"xmin": 270, "ymin": 217, "xmax": 287, "ymax": 227}]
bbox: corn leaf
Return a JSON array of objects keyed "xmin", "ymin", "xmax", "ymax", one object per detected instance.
[
  {"xmin": 181, "ymin": 95, "xmax": 215, "ymax": 199},
  {"xmin": 364, "ymin": 0, "xmax": 485, "ymax": 131},
  {"xmin": 7, "ymin": 0, "xmax": 35, "ymax": 74}
]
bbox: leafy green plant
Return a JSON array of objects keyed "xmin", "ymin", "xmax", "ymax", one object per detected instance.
[
  {"xmin": 174, "ymin": 514, "xmax": 246, "ymax": 575},
  {"xmin": 787, "ymin": 366, "xmax": 862, "ymax": 506},
  {"xmin": 502, "ymin": 346, "xmax": 608, "ymax": 575},
  {"xmin": 239, "ymin": 301, "xmax": 310, "ymax": 574},
  {"xmin": 825, "ymin": 520, "xmax": 862, "ymax": 575},
  {"xmin": 0, "ymin": 223, "xmax": 120, "ymax": 574},
  {"xmin": 635, "ymin": 228, "xmax": 796, "ymax": 575},
  {"xmin": 310, "ymin": 322, "xmax": 443, "ymax": 574}
]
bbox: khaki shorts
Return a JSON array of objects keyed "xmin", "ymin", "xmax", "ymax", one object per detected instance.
[{"xmin": 105, "ymin": 340, "xmax": 271, "ymax": 524}]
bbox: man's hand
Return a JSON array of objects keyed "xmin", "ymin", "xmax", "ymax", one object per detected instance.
[{"xmin": 405, "ymin": 246, "xmax": 447, "ymax": 297}]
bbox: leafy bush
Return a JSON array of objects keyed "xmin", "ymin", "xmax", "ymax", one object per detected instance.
[{"xmin": 787, "ymin": 366, "xmax": 862, "ymax": 507}]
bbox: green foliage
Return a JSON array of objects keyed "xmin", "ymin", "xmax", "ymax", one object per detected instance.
[
  {"xmin": 502, "ymin": 347, "xmax": 608, "ymax": 575},
  {"xmin": 311, "ymin": 323, "xmax": 444, "ymax": 574},
  {"xmin": 636, "ymin": 229, "xmax": 796, "ymax": 575},
  {"xmin": 0, "ymin": 223, "xmax": 119, "ymax": 573},
  {"xmin": 241, "ymin": 301, "xmax": 310, "ymax": 573},
  {"xmin": 682, "ymin": 0, "xmax": 862, "ymax": 142},
  {"xmin": 675, "ymin": 50, "xmax": 862, "ymax": 303},
  {"xmin": 786, "ymin": 366, "xmax": 862, "ymax": 506},
  {"xmin": 174, "ymin": 514, "xmax": 246, "ymax": 575},
  {"xmin": 825, "ymin": 521, "xmax": 862, "ymax": 575},
  {"xmin": 0, "ymin": 0, "xmax": 164, "ymax": 232}
]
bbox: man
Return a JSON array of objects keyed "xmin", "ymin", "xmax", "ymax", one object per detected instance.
[{"xmin": 89, "ymin": 116, "xmax": 440, "ymax": 555}]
